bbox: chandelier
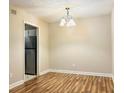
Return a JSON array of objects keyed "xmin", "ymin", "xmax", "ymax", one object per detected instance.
[{"xmin": 59, "ymin": 8, "xmax": 76, "ymax": 27}]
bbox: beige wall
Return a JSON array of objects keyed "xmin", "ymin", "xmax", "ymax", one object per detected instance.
[
  {"xmin": 111, "ymin": 9, "xmax": 114, "ymax": 77},
  {"xmin": 49, "ymin": 15, "xmax": 112, "ymax": 73},
  {"xmin": 10, "ymin": 6, "xmax": 113, "ymax": 85},
  {"xmin": 9, "ymin": 6, "xmax": 49, "ymax": 84}
]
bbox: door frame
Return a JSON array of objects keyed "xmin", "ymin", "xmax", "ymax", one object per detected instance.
[{"xmin": 23, "ymin": 21, "xmax": 40, "ymax": 81}]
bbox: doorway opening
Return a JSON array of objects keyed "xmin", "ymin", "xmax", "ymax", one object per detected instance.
[{"xmin": 24, "ymin": 23, "xmax": 39, "ymax": 81}]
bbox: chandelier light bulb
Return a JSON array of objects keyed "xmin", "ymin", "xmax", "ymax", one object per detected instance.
[
  {"xmin": 59, "ymin": 18, "xmax": 66, "ymax": 26},
  {"xmin": 69, "ymin": 19, "xmax": 76, "ymax": 26}
]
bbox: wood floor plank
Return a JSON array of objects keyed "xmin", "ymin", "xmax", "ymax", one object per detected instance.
[{"xmin": 10, "ymin": 72, "xmax": 114, "ymax": 93}]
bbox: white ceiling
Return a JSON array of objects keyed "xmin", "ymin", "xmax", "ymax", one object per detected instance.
[{"xmin": 10, "ymin": 0, "xmax": 114, "ymax": 23}]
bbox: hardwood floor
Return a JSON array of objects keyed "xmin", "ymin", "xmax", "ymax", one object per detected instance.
[{"xmin": 10, "ymin": 72, "xmax": 114, "ymax": 93}]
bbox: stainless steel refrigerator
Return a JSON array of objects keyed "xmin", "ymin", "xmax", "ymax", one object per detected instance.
[{"xmin": 25, "ymin": 24, "xmax": 37, "ymax": 75}]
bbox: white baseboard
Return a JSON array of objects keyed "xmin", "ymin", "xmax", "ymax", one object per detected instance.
[
  {"xmin": 49, "ymin": 69, "xmax": 113, "ymax": 77},
  {"xmin": 9, "ymin": 80, "xmax": 24, "ymax": 89},
  {"xmin": 10, "ymin": 69, "xmax": 113, "ymax": 89},
  {"xmin": 10, "ymin": 69, "xmax": 50, "ymax": 89},
  {"xmin": 24, "ymin": 75, "xmax": 36, "ymax": 82},
  {"xmin": 112, "ymin": 76, "xmax": 114, "ymax": 81},
  {"xmin": 39, "ymin": 69, "xmax": 51, "ymax": 75}
]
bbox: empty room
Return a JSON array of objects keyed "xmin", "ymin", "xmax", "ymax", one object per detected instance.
[{"xmin": 9, "ymin": 0, "xmax": 114, "ymax": 93}]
